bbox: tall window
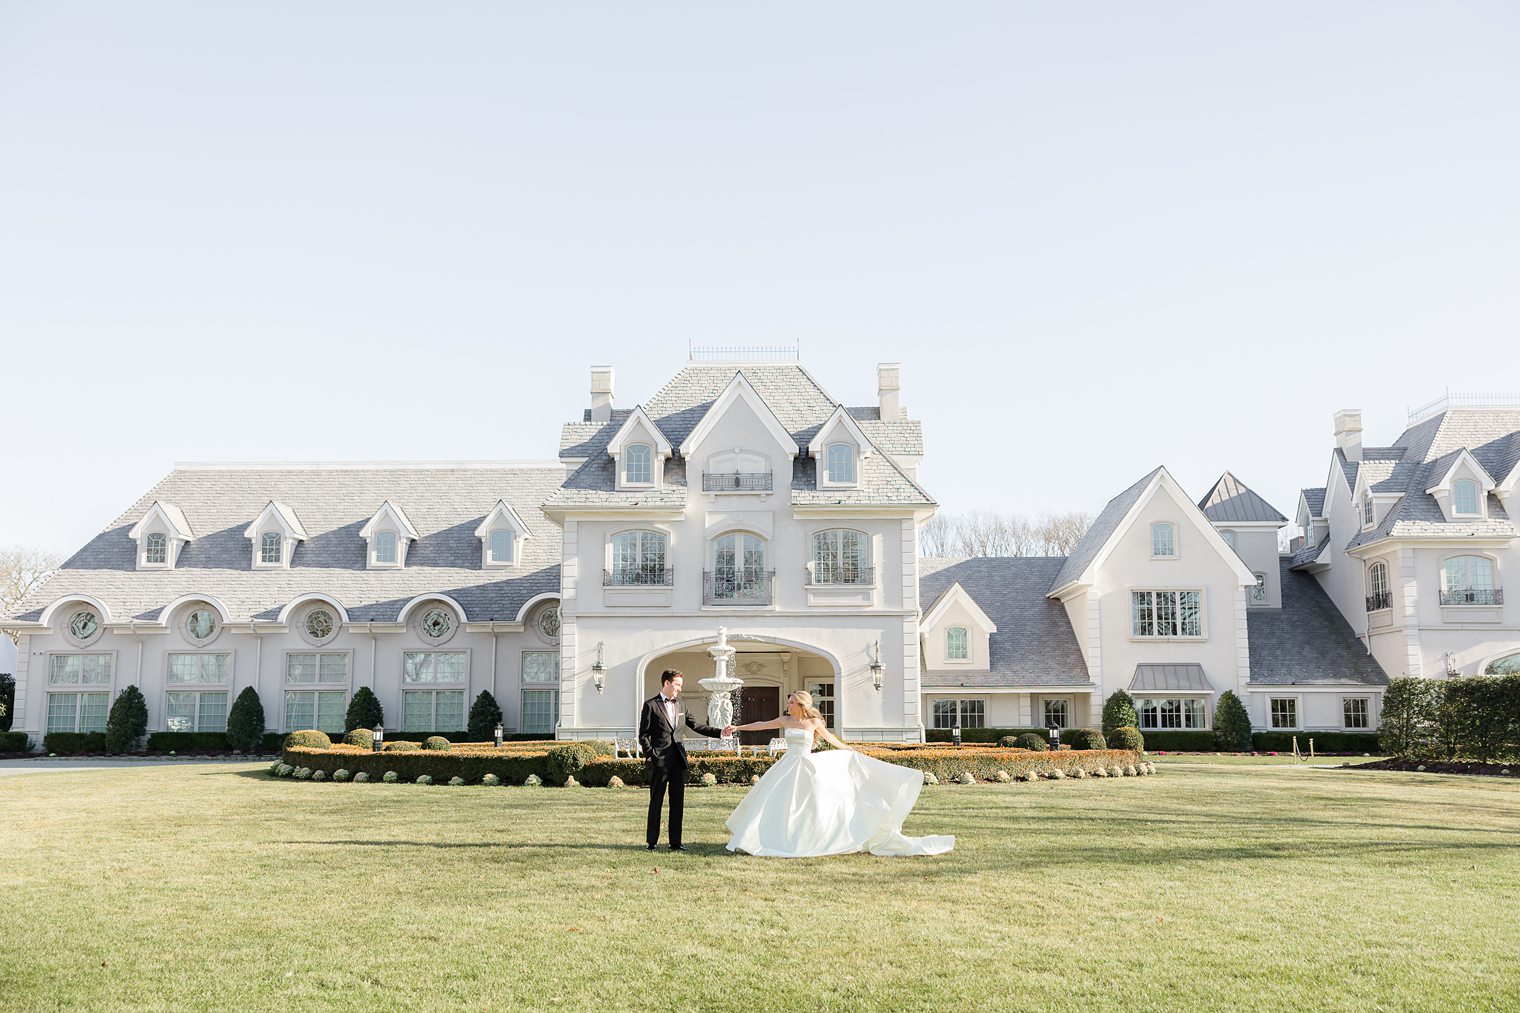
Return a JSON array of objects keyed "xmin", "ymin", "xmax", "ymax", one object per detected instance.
[
  {"xmin": 625, "ymin": 444, "xmax": 653, "ymax": 484},
  {"xmin": 167, "ymin": 652, "xmax": 229, "ymax": 733},
  {"xmin": 1303, "ymin": 520, "xmax": 1315, "ymax": 544},
  {"xmin": 47, "ymin": 654, "xmax": 111, "ymax": 733},
  {"xmin": 709, "ymin": 532, "xmax": 769, "ymax": 602},
  {"xmin": 402, "ymin": 651, "xmax": 467, "ymax": 731},
  {"xmin": 1131, "ymin": 590, "xmax": 1202, "ymax": 637},
  {"xmin": 609, "ymin": 529, "xmax": 668, "ymax": 585},
  {"xmin": 1366, "ymin": 561, "xmax": 1390, "ymax": 611},
  {"xmin": 1362, "ymin": 497, "xmax": 1375, "ymax": 527},
  {"xmin": 807, "ymin": 681, "xmax": 835, "ymax": 728},
  {"xmin": 1441, "ymin": 555, "xmax": 1496, "ymax": 605},
  {"xmin": 1269, "ymin": 697, "xmax": 1298, "ymax": 729},
  {"xmin": 1251, "ymin": 573, "xmax": 1267, "ymax": 604},
  {"xmin": 1150, "ymin": 523, "xmax": 1176, "ymax": 557},
  {"xmin": 812, "ymin": 529, "xmax": 868, "ymax": 584},
  {"xmin": 825, "ymin": 443, "xmax": 855, "ymax": 484},
  {"xmin": 145, "ymin": 532, "xmax": 167, "ymax": 564},
  {"xmin": 489, "ymin": 529, "xmax": 514, "ymax": 565},
  {"xmin": 1137, "ymin": 697, "xmax": 1207, "ymax": 730},
  {"xmin": 931, "ymin": 699, "xmax": 984, "ymax": 729},
  {"xmin": 260, "ymin": 531, "xmax": 283, "ymax": 564},
  {"xmin": 1342, "ymin": 697, "xmax": 1370, "ymax": 729},
  {"xmin": 1042, "ymin": 699, "xmax": 1069, "ymax": 728},
  {"xmin": 945, "ymin": 627, "xmax": 969, "ymax": 661},
  {"xmin": 285, "ymin": 652, "xmax": 349, "ymax": 732},
  {"xmin": 374, "ymin": 531, "xmax": 398, "ymax": 564},
  {"xmin": 521, "ymin": 651, "xmax": 560, "ymax": 735},
  {"xmin": 1453, "ymin": 479, "xmax": 1480, "ymax": 515}
]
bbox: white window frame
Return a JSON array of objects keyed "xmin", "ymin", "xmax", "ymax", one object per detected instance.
[
  {"xmin": 1440, "ymin": 554, "xmax": 1497, "ymax": 605},
  {"xmin": 624, "ymin": 443, "xmax": 654, "ymax": 486},
  {"xmin": 282, "ymin": 650, "xmax": 353, "ymax": 732},
  {"xmin": 1361, "ymin": 497, "xmax": 1375, "ymax": 529},
  {"xmin": 1367, "ymin": 561, "xmax": 1390, "ymax": 612},
  {"xmin": 1452, "ymin": 479, "xmax": 1481, "ymax": 517},
  {"xmin": 164, "ymin": 689, "xmax": 230, "ymax": 733},
  {"xmin": 520, "ymin": 688, "xmax": 559, "ymax": 736},
  {"xmin": 944, "ymin": 626, "xmax": 970, "ymax": 662},
  {"xmin": 1130, "ymin": 589, "xmax": 1204, "ymax": 639},
  {"xmin": 930, "ymin": 698, "xmax": 984, "ymax": 729},
  {"xmin": 1042, "ymin": 698, "xmax": 1069, "ymax": 729},
  {"xmin": 488, "ymin": 529, "xmax": 515, "ymax": 566},
  {"xmin": 810, "ymin": 528, "xmax": 870, "ymax": 585},
  {"xmin": 372, "ymin": 530, "xmax": 400, "ymax": 567},
  {"xmin": 401, "ymin": 650, "xmax": 469, "ymax": 733},
  {"xmin": 1150, "ymin": 522, "xmax": 1177, "ymax": 558},
  {"xmin": 806, "ymin": 680, "xmax": 836, "ymax": 729},
  {"xmin": 1341, "ymin": 696, "xmax": 1371, "ymax": 730},
  {"xmin": 824, "ymin": 443, "xmax": 857, "ymax": 486},
  {"xmin": 46, "ymin": 691, "xmax": 111, "ymax": 734},
  {"xmin": 144, "ymin": 531, "xmax": 169, "ymax": 566},
  {"xmin": 1136, "ymin": 696, "xmax": 1209, "ymax": 730},
  {"xmin": 607, "ymin": 528, "xmax": 669, "ymax": 585},
  {"xmin": 1268, "ymin": 696, "xmax": 1300, "ymax": 730},
  {"xmin": 259, "ymin": 531, "xmax": 283, "ymax": 566}
]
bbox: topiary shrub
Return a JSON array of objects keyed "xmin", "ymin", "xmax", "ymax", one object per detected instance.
[
  {"xmin": 354, "ymin": 771, "xmax": 370, "ymax": 783},
  {"xmin": 345, "ymin": 687, "xmax": 384, "ymax": 733},
  {"xmin": 1065, "ymin": 728, "xmax": 1107, "ymax": 751},
  {"xmin": 383, "ymin": 740, "xmax": 420, "ymax": 752},
  {"xmin": 333, "ymin": 769, "xmax": 351, "ymax": 782},
  {"xmin": 447, "ymin": 776, "xmax": 466, "ymax": 786},
  {"xmin": 225, "ymin": 687, "xmax": 266, "ymax": 753},
  {"xmin": 545, "ymin": 741, "xmax": 599, "ymax": 785},
  {"xmin": 342, "ymin": 728, "xmax": 372, "ymax": 748},
  {"xmin": 1108, "ymin": 726, "xmax": 1145, "ymax": 753},
  {"xmin": 482, "ymin": 773, "xmax": 501, "ymax": 786},
  {"xmin": 422, "ymin": 736, "xmax": 452, "ymax": 752},
  {"xmin": 1212, "ymin": 690, "xmax": 1252, "ymax": 751},
  {"xmin": 1379, "ymin": 676, "xmax": 1441, "ymax": 758},
  {"xmin": 0, "ymin": 731, "xmax": 32, "ymax": 753},
  {"xmin": 382, "ymin": 771, "xmax": 399, "ymax": 783},
  {"xmin": 311, "ymin": 769, "xmax": 327, "ymax": 781},
  {"xmin": 415, "ymin": 774, "xmax": 433, "ymax": 785},
  {"xmin": 1102, "ymin": 690, "xmax": 1139, "ymax": 737},
  {"xmin": 104, "ymin": 685, "xmax": 148, "ymax": 754},
  {"xmin": 284, "ymin": 729, "xmax": 332, "ymax": 750},
  {"xmin": 468, "ymin": 690, "xmax": 505, "ymax": 741},
  {"xmin": 1015, "ymin": 732, "xmax": 1048, "ymax": 752}
]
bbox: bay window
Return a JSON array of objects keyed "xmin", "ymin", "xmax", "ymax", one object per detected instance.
[
  {"xmin": 1137, "ymin": 697, "xmax": 1207, "ymax": 730},
  {"xmin": 1131, "ymin": 590, "xmax": 1202, "ymax": 637}
]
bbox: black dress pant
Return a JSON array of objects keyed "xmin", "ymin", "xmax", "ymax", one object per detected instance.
[{"xmin": 647, "ymin": 763, "xmax": 686, "ymax": 847}]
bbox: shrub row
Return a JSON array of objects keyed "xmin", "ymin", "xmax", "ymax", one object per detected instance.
[
  {"xmin": 1141, "ymin": 731, "xmax": 1218, "ymax": 751},
  {"xmin": 145, "ymin": 731, "xmax": 284, "ymax": 754},
  {"xmin": 1380, "ymin": 675, "xmax": 1520, "ymax": 762},
  {"xmin": 925, "ymin": 727, "xmax": 1052, "ymax": 744},
  {"xmin": 281, "ymin": 743, "xmax": 1143, "ymax": 786},
  {"xmin": 1250, "ymin": 731, "xmax": 1381, "ymax": 754},
  {"xmin": 0, "ymin": 731, "xmax": 31, "ymax": 753}
]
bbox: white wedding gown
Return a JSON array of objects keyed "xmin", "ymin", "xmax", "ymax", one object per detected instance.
[{"xmin": 724, "ymin": 727, "xmax": 955, "ymax": 858}]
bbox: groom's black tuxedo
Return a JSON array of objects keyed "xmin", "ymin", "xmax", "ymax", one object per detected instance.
[{"xmin": 639, "ymin": 692, "xmax": 722, "ymax": 848}]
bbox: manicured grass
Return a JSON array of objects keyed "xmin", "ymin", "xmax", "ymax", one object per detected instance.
[
  {"xmin": 1149, "ymin": 752, "xmax": 1386, "ymax": 766},
  {"xmin": 2, "ymin": 763, "xmax": 1517, "ymax": 1011}
]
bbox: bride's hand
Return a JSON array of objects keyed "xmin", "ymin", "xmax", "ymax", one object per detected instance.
[{"xmin": 721, "ymin": 725, "xmax": 737, "ymax": 737}]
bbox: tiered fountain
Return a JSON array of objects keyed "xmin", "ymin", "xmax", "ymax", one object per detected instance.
[{"xmin": 698, "ymin": 626, "xmax": 744, "ymax": 753}]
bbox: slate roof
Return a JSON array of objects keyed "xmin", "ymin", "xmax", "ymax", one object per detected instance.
[
  {"xmin": 1131, "ymin": 664, "xmax": 1212, "ymax": 692},
  {"xmin": 1048, "ymin": 467, "xmax": 1163, "ymax": 592},
  {"xmin": 545, "ymin": 363, "xmax": 934, "ymax": 511},
  {"xmin": 10, "ymin": 465, "xmax": 565, "ymax": 625},
  {"xmin": 918, "ymin": 557, "xmax": 1091, "ymax": 687},
  {"xmin": 1246, "ymin": 560, "xmax": 1389, "ymax": 686},
  {"xmin": 1198, "ymin": 472, "xmax": 1287, "ymax": 524},
  {"xmin": 1300, "ymin": 488, "xmax": 1326, "ymax": 518},
  {"xmin": 1287, "ymin": 535, "xmax": 1330, "ymax": 570}
]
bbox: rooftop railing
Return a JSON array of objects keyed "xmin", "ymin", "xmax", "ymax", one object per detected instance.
[
  {"xmin": 688, "ymin": 342, "xmax": 800, "ymax": 363},
  {"xmin": 1407, "ymin": 392, "xmax": 1520, "ymax": 425}
]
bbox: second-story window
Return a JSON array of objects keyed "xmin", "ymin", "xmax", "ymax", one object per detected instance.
[
  {"xmin": 812, "ymin": 529, "xmax": 868, "ymax": 584},
  {"xmin": 1441, "ymin": 555, "xmax": 1497, "ymax": 605},
  {"xmin": 260, "ymin": 532, "xmax": 283, "ymax": 564},
  {"xmin": 1251, "ymin": 572, "xmax": 1267, "ymax": 604},
  {"xmin": 1131, "ymin": 590, "xmax": 1202, "ymax": 637},
  {"xmin": 1453, "ymin": 479, "xmax": 1480, "ymax": 515},
  {"xmin": 145, "ymin": 532, "xmax": 167, "ymax": 565},
  {"xmin": 945, "ymin": 626, "xmax": 969, "ymax": 661},
  {"xmin": 1150, "ymin": 523, "xmax": 1176, "ymax": 557},
  {"xmin": 1362, "ymin": 497, "xmax": 1375, "ymax": 528},
  {"xmin": 1366, "ymin": 561, "xmax": 1390, "ymax": 611},
  {"xmin": 826, "ymin": 443, "xmax": 855, "ymax": 484},
  {"xmin": 708, "ymin": 532, "xmax": 769, "ymax": 603},
  {"xmin": 1304, "ymin": 519, "xmax": 1315, "ymax": 544},
  {"xmin": 625, "ymin": 444, "xmax": 652, "ymax": 484},
  {"xmin": 608, "ymin": 529, "xmax": 668, "ymax": 585}
]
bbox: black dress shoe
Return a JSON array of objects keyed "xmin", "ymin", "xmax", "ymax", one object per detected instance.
[
  {"xmin": 647, "ymin": 844, "xmax": 658, "ymax": 850},
  {"xmin": 668, "ymin": 844, "xmax": 689, "ymax": 852}
]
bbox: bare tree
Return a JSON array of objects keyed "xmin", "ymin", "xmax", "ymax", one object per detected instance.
[
  {"xmin": 919, "ymin": 511, "xmax": 1092, "ymax": 558},
  {"xmin": 1034, "ymin": 512, "xmax": 1094, "ymax": 556},
  {"xmin": 0, "ymin": 547, "xmax": 62, "ymax": 645}
]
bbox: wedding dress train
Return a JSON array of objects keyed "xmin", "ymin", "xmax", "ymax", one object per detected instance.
[{"xmin": 724, "ymin": 727, "xmax": 954, "ymax": 858}]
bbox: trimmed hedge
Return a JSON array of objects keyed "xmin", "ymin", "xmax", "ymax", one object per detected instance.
[
  {"xmin": 226, "ymin": 687, "xmax": 266, "ymax": 752},
  {"xmin": 1379, "ymin": 674, "xmax": 1520, "ymax": 761},
  {"xmin": 1102, "ymin": 690, "xmax": 1138, "ymax": 737},
  {"xmin": 1251, "ymin": 731, "xmax": 1382, "ymax": 754},
  {"xmin": 1140, "ymin": 731, "xmax": 1216, "ymax": 751},
  {"xmin": 422, "ymin": 736, "xmax": 452, "ymax": 751},
  {"xmin": 43, "ymin": 732, "xmax": 107, "ymax": 755},
  {"xmin": 342, "ymin": 729, "xmax": 373, "ymax": 748},
  {"xmin": 1108, "ymin": 726, "xmax": 1145, "ymax": 752},
  {"xmin": 0, "ymin": 731, "xmax": 31, "ymax": 753},
  {"xmin": 284, "ymin": 729, "xmax": 331, "ymax": 750},
  {"xmin": 926, "ymin": 727, "xmax": 1051, "ymax": 744},
  {"xmin": 146, "ymin": 731, "xmax": 284, "ymax": 754}
]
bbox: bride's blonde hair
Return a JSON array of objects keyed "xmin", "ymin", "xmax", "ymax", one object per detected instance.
[{"xmin": 789, "ymin": 690, "xmax": 824, "ymax": 721}]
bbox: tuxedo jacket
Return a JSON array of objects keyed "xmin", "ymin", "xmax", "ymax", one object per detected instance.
[{"xmin": 638, "ymin": 694, "xmax": 722, "ymax": 770}]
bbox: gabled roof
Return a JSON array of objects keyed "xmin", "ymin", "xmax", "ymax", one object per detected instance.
[
  {"xmin": 920, "ymin": 580, "xmax": 997, "ymax": 635},
  {"xmin": 359, "ymin": 499, "xmax": 421, "ymax": 541},
  {"xmin": 606, "ymin": 406, "xmax": 672, "ymax": 456},
  {"xmin": 1198, "ymin": 472, "xmax": 1287, "ymax": 524},
  {"xmin": 1288, "ymin": 535, "xmax": 1330, "ymax": 571},
  {"xmin": 1047, "ymin": 468, "xmax": 1163, "ymax": 592},
  {"xmin": 1247, "ymin": 560, "xmax": 1388, "ymax": 685},
  {"xmin": 678, "ymin": 373, "xmax": 795, "ymax": 458},
  {"xmin": 1424, "ymin": 448, "xmax": 1494, "ymax": 493},
  {"xmin": 919, "ymin": 557, "xmax": 1089, "ymax": 688},
  {"xmin": 474, "ymin": 499, "xmax": 532, "ymax": 540},
  {"xmin": 1300, "ymin": 488, "xmax": 1326, "ymax": 519},
  {"xmin": 127, "ymin": 500, "xmax": 195, "ymax": 541},
  {"xmin": 244, "ymin": 500, "xmax": 308, "ymax": 541},
  {"xmin": 806, "ymin": 405, "xmax": 874, "ymax": 458}
]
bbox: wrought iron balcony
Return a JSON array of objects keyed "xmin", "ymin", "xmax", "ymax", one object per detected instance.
[
  {"xmin": 703, "ymin": 569, "xmax": 775, "ymax": 606},
  {"xmin": 1439, "ymin": 588, "xmax": 1503, "ymax": 606},
  {"xmin": 702, "ymin": 470, "xmax": 773, "ymax": 493},
  {"xmin": 603, "ymin": 567, "xmax": 673, "ymax": 587},
  {"xmin": 808, "ymin": 565, "xmax": 875, "ymax": 586},
  {"xmin": 1365, "ymin": 591, "xmax": 1391, "ymax": 612}
]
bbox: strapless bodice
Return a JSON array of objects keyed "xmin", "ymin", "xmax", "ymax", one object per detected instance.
[{"xmin": 783, "ymin": 726, "xmax": 814, "ymax": 754}]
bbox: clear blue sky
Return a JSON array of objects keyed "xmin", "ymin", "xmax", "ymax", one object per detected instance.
[{"xmin": 2, "ymin": 2, "xmax": 1517, "ymax": 556}]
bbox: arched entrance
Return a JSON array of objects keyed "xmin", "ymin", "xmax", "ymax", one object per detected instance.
[{"xmin": 636, "ymin": 635, "xmax": 842, "ymax": 745}]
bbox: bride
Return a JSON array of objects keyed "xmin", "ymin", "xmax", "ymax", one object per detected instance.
[{"xmin": 720, "ymin": 691, "xmax": 954, "ymax": 858}]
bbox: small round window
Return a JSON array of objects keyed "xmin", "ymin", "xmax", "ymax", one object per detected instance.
[
  {"xmin": 421, "ymin": 607, "xmax": 454, "ymax": 640},
  {"xmin": 186, "ymin": 608, "xmax": 218, "ymax": 642},
  {"xmin": 68, "ymin": 610, "xmax": 100, "ymax": 642},
  {"xmin": 304, "ymin": 608, "xmax": 335, "ymax": 641},
  {"xmin": 537, "ymin": 606, "xmax": 561, "ymax": 640}
]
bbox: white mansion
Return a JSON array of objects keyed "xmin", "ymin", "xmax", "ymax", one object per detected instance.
[{"xmin": 7, "ymin": 355, "xmax": 1518, "ymax": 745}]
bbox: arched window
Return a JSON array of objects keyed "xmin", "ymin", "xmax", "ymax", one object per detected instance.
[
  {"xmin": 374, "ymin": 531, "xmax": 398, "ymax": 565},
  {"xmin": 812, "ymin": 529, "xmax": 868, "ymax": 584},
  {"xmin": 945, "ymin": 627, "xmax": 969, "ymax": 661},
  {"xmin": 1486, "ymin": 652, "xmax": 1520, "ymax": 675},
  {"xmin": 1441, "ymin": 555, "xmax": 1496, "ymax": 605},
  {"xmin": 826, "ymin": 443, "xmax": 855, "ymax": 484},
  {"xmin": 1362, "ymin": 497, "xmax": 1375, "ymax": 527},
  {"xmin": 709, "ymin": 532, "xmax": 768, "ymax": 603},
  {"xmin": 260, "ymin": 532, "xmax": 283, "ymax": 564},
  {"xmin": 608, "ymin": 529, "xmax": 668, "ymax": 585},
  {"xmin": 1251, "ymin": 572, "xmax": 1267, "ymax": 604},
  {"xmin": 1366, "ymin": 561, "xmax": 1390, "ymax": 611},
  {"xmin": 1453, "ymin": 479, "xmax": 1480, "ymax": 515},
  {"xmin": 625, "ymin": 444, "xmax": 653, "ymax": 484},
  {"xmin": 1150, "ymin": 523, "xmax": 1176, "ymax": 557},
  {"xmin": 145, "ymin": 532, "xmax": 168, "ymax": 564}
]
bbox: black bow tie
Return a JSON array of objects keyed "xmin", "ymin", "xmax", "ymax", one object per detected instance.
[{"xmin": 661, "ymin": 697, "xmax": 676, "ymax": 705}]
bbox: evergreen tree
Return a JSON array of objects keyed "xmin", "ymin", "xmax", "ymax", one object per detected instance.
[
  {"xmin": 1101, "ymin": 690, "xmax": 1138, "ymax": 736},
  {"xmin": 1212, "ymin": 690, "xmax": 1253, "ymax": 751},
  {"xmin": 1378, "ymin": 676, "xmax": 1440, "ymax": 759},
  {"xmin": 104, "ymin": 685, "xmax": 148, "ymax": 755},
  {"xmin": 0, "ymin": 672, "xmax": 14, "ymax": 732},
  {"xmin": 345, "ymin": 686, "xmax": 384, "ymax": 732},
  {"xmin": 225, "ymin": 686, "xmax": 266, "ymax": 752},
  {"xmin": 468, "ymin": 690, "xmax": 505, "ymax": 741}
]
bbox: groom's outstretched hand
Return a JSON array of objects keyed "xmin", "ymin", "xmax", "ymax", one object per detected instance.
[{"xmin": 721, "ymin": 725, "xmax": 737, "ymax": 737}]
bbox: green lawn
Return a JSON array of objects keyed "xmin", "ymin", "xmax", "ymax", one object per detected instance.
[
  {"xmin": 2, "ymin": 762, "xmax": 1517, "ymax": 1012},
  {"xmin": 1148, "ymin": 753, "xmax": 1386, "ymax": 766}
]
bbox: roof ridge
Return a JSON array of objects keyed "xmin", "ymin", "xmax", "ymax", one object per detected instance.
[{"xmin": 103, "ymin": 466, "xmax": 178, "ymax": 535}]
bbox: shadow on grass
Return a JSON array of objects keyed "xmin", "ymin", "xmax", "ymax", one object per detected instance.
[{"xmin": 280, "ymin": 839, "xmax": 721, "ymax": 854}]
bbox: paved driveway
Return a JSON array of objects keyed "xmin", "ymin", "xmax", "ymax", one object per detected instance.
[{"xmin": 0, "ymin": 758, "xmax": 271, "ymax": 777}]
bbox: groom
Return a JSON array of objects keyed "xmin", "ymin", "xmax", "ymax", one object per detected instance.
[{"xmin": 638, "ymin": 669, "xmax": 726, "ymax": 851}]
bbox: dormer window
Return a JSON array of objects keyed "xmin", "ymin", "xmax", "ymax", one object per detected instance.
[
  {"xmin": 245, "ymin": 500, "xmax": 306, "ymax": 570},
  {"xmin": 145, "ymin": 533, "xmax": 167, "ymax": 565},
  {"xmin": 607, "ymin": 407, "xmax": 672, "ymax": 491},
  {"xmin": 946, "ymin": 626, "xmax": 969, "ymax": 661},
  {"xmin": 625, "ymin": 444, "xmax": 653, "ymax": 485},
  {"xmin": 260, "ymin": 532, "xmax": 282, "ymax": 564},
  {"xmin": 128, "ymin": 500, "xmax": 194, "ymax": 570},
  {"xmin": 374, "ymin": 531, "xmax": 398, "ymax": 564},
  {"xmin": 360, "ymin": 500, "xmax": 419, "ymax": 570},
  {"xmin": 475, "ymin": 499, "xmax": 532, "ymax": 569},
  {"xmin": 1150, "ymin": 523, "xmax": 1176, "ymax": 558},
  {"xmin": 1304, "ymin": 519, "xmax": 1315, "ymax": 544},
  {"xmin": 1362, "ymin": 497, "xmax": 1374, "ymax": 528},
  {"xmin": 489, "ymin": 530, "xmax": 513, "ymax": 565},
  {"xmin": 826, "ymin": 443, "xmax": 856, "ymax": 485},
  {"xmin": 1453, "ymin": 479, "xmax": 1480, "ymax": 516}
]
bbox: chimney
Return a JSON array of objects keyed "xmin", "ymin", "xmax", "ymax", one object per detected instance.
[
  {"xmin": 590, "ymin": 366, "xmax": 614, "ymax": 424},
  {"xmin": 1333, "ymin": 409, "xmax": 1363, "ymax": 463},
  {"xmin": 877, "ymin": 362, "xmax": 901, "ymax": 420}
]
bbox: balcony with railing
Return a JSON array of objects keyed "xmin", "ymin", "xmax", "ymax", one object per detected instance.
[
  {"xmin": 1439, "ymin": 587, "xmax": 1504, "ymax": 607},
  {"xmin": 1365, "ymin": 590, "xmax": 1391, "ymax": 612},
  {"xmin": 702, "ymin": 471, "xmax": 773, "ymax": 493},
  {"xmin": 704, "ymin": 568, "xmax": 775, "ymax": 606},
  {"xmin": 808, "ymin": 564, "xmax": 875, "ymax": 586},
  {"xmin": 603, "ymin": 566, "xmax": 673, "ymax": 587}
]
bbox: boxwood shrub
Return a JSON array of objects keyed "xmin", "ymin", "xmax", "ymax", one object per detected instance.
[
  {"xmin": 925, "ymin": 727, "xmax": 1051, "ymax": 744},
  {"xmin": 1108, "ymin": 726, "xmax": 1145, "ymax": 753},
  {"xmin": 283, "ymin": 729, "xmax": 331, "ymax": 750},
  {"xmin": 43, "ymin": 732, "xmax": 107, "ymax": 755},
  {"xmin": 341, "ymin": 729, "xmax": 373, "ymax": 748},
  {"xmin": 0, "ymin": 731, "xmax": 31, "ymax": 753},
  {"xmin": 1251, "ymin": 731, "xmax": 1382, "ymax": 754},
  {"xmin": 422, "ymin": 736, "xmax": 452, "ymax": 751},
  {"xmin": 1065, "ymin": 728, "xmax": 1107, "ymax": 750},
  {"xmin": 1141, "ymin": 731, "xmax": 1217, "ymax": 751}
]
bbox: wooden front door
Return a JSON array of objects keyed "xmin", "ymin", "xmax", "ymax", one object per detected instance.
[{"xmin": 737, "ymin": 686, "xmax": 781, "ymax": 746}]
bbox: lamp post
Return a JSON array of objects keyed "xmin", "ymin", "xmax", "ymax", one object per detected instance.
[
  {"xmin": 952, "ymin": 724, "xmax": 962, "ymax": 747},
  {"xmin": 592, "ymin": 640, "xmax": 606, "ymax": 694},
  {"xmin": 371, "ymin": 724, "xmax": 383, "ymax": 753},
  {"xmin": 494, "ymin": 722, "xmax": 504, "ymax": 748},
  {"xmin": 870, "ymin": 640, "xmax": 884, "ymax": 692},
  {"xmin": 1049, "ymin": 726, "xmax": 1060, "ymax": 749}
]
